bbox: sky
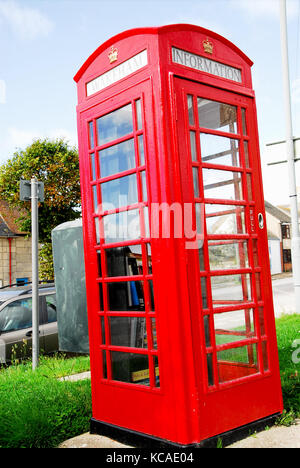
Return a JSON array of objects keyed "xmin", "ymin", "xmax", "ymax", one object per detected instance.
[{"xmin": 0, "ymin": 0, "xmax": 300, "ymax": 205}]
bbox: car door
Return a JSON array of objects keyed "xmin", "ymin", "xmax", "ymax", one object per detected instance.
[
  {"xmin": 0, "ymin": 295, "xmax": 45, "ymax": 363},
  {"xmin": 40, "ymin": 293, "xmax": 58, "ymax": 354}
]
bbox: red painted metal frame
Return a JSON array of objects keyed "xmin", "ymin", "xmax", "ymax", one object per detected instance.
[{"xmin": 75, "ymin": 24, "xmax": 283, "ymax": 446}]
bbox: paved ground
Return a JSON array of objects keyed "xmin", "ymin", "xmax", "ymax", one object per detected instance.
[{"xmin": 59, "ymin": 419, "xmax": 300, "ymax": 448}]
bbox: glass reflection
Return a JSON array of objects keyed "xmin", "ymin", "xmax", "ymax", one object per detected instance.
[
  {"xmin": 205, "ymin": 204, "xmax": 246, "ymax": 235},
  {"xmin": 197, "ymin": 98, "xmax": 238, "ymax": 133},
  {"xmin": 214, "ymin": 309, "xmax": 255, "ymax": 345},
  {"xmin": 109, "ymin": 317, "xmax": 147, "ymax": 348},
  {"xmin": 203, "ymin": 169, "xmax": 243, "ymax": 201},
  {"xmin": 111, "ymin": 352, "xmax": 149, "ymax": 385},
  {"xmin": 103, "ymin": 209, "xmax": 140, "ymax": 244},
  {"xmin": 200, "ymin": 134, "xmax": 240, "ymax": 167},
  {"xmin": 97, "ymin": 104, "xmax": 133, "ymax": 145},
  {"xmin": 101, "ymin": 174, "xmax": 138, "ymax": 210},
  {"xmin": 105, "ymin": 245, "xmax": 143, "ymax": 277},
  {"xmin": 208, "ymin": 240, "xmax": 249, "ymax": 270},
  {"xmin": 99, "ymin": 138, "xmax": 135, "ymax": 178},
  {"xmin": 210, "ymin": 273, "xmax": 252, "ymax": 308},
  {"xmin": 108, "ymin": 281, "xmax": 144, "ymax": 311}
]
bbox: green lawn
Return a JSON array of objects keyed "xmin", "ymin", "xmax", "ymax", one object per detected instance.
[
  {"xmin": 0, "ymin": 354, "xmax": 91, "ymax": 448},
  {"xmin": 0, "ymin": 314, "xmax": 298, "ymax": 448},
  {"xmin": 275, "ymin": 314, "xmax": 300, "ymax": 421}
]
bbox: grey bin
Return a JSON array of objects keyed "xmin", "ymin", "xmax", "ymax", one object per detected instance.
[{"xmin": 52, "ymin": 218, "xmax": 89, "ymax": 354}]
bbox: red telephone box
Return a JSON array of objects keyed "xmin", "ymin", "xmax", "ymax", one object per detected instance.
[{"xmin": 74, "ymin": 24, "xmax": 283, "ymax": 447}]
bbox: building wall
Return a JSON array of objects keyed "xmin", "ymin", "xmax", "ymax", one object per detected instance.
[
  {"xmin": 265, "ymin": 213, "xmax": 282, "ymax": 240},
  {"xmin": 0, "ymin": 237, "xmax": 32, "ymax": 286},
  {"xmin": 268, "ymin": 239, "xmax": 282, "ymax": 275}
]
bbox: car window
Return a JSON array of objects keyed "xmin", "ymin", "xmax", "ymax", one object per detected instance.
[
  {"xmin": 46, "ymin": 294, "xmax": 57, "ymax": 323},
  {"xmin": 0, "ymin": 298, "xmax": 33, "ymax": 333}
]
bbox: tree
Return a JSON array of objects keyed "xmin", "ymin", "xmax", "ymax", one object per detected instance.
[{"xmin": 0, "ymin": 138, "xmax": 81, "ymax": 279}]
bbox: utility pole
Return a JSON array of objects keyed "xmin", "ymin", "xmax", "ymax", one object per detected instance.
[
  {"xmin": 31, "ymin": 177, "xmax": 39, "ymax": 369},
  {"xmin": 279, "ymin": 0, "xmax": 300, "ymax": 313},
  {"xmin": 20, "ymin": 177, "xmax": 44, "ymax": 369}
]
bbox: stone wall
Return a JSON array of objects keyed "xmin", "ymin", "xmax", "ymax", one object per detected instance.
[{"xmin": 0, "ymin": 236, "xmax": 32, "ymax": 286}]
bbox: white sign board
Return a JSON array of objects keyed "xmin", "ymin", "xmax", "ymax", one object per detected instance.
[
  {"xmin": 86, "ymin": 49, "xmax": 148, "ymax": 97},
  {"xmin": 172, "ymin": 47, "xmax": 242, "ymax": 83}
]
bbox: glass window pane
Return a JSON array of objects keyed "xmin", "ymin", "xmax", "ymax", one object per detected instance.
[
  {"xmin": 154, "ymin": 355, "xmax": 160, "ymax": 387},
  {"xmin": 105, "ymin": 245, "xmax": 143, "ymax": 277},
  {"xmin": 151, "ymin": 318, "xmax": 157, "ymax": 349},
  {"xmin": 193, "ymin": 167, "xmax": 199, "ymax": 198},
  {"xmin": 107, "ymin": 281, "xmax": 145, "ymax": 311},
  {"xmin": 138, "ymin": 134, "xmax": 145, "ymax": 166},
  {"xmin": 99, "ymin": 283, "xmax": 104, "ymax": 311},
  {"xmin": 241, "ymin": 108, "xmax": 247, "ymax": 135},
  {"xmin": 94, "ymin": 217, "xmax": 100, "ymax": 244},
  {"xmin": 46, "ymin": 295, "xmax": 57, "ymax": 323},
  {"xmin": 203, "ymin": 169, "xmax": 243, "ymax": 201},
  {"xmin": 187, "ymin": 94, "xmax": 195, "ymax": 125},
  {"xmin": 101, "ymin": 174, "xmax": 138, "ymax": 210},
  {"xmin": 97, "ymin": 251, "xmax": 102, "ymax": 277},
  {"xmin": 207, "ymin": 353, "xmax": 214, "ymax": 386},
  {"xmin": 246, "ymin": 174, "xmax": 253, "ymax": 201},
  {"xmin": 103, "ymin": 209, "xmax": 140, "ymax": 244},
  {"xmin": 205, "ymin": 204, "xmax": 246, "ymax": 235},
  {"xmin": 90, "ymin": 153, "xmax": 96, "ymax": 180},
  {"xmin": 211, "ymin": 273, "xmax": 252, "ymax": 308},
  {"xmin": 258, "ymin": 307, "xmax": 265, "ymax": 335},
  {"xmin": 190, "ymin": 131, "xmax": 197, "ymax": 161},
  {"xmin": 200, "ymin": 134, "xmax": 240, "ymax": 167},
  {"xmin": 244, "ymin": 141, "xmax": 250, "ymax": 167},
  {"xmin": 203, "ymin": 315, "xmax": 211, "ymax": 347},
  {"xmin": 141, "ymin": 171, "xmax": 148, "ymax": 201},
  {"xmin": 197, "ymin": 98, "xmax": 238, "ymax": 133},
  {"xmin": 198, "ymin": 247, "xmax": 205, "ymax": 271},
  {"xmin": 135, "ymin": 99, "xmax": 143, "ymax": 130},
  {"xmin": 217, "ymin": 344, "xmax": 258, "ymax": 383},
  {"xmin": 0, "ymin": 298, "xmax": 33, "ymax": 332},
  {"xmin": 208, "ymin": 240, "xmax": 249, "ymax": 270},
  {"xmin": 214, "ymin": 309, "xmax": 255, "ymax": 346},
  {"xmin": 111, "ymin": 352, "xmax": 150, "ymax": 386},
  {"xmin": 92, "ymin": 185, "xmax": 98, "ymax": 212},
  {"xmin": 100, "ymin": 316, "xmax": 105, "ymax": 344},
  {"xmin": 98, "ymin": 138, "xmax": 135, "ymax": 178},
  {"xmin": 261, "ymin": 341, "xmax": 269, "ymax": 371},
  {"xmin": 147, "ymin": 243, "xmax": 152, "ymax": 274},
  {"xmin": 143, "ymin": 206, "xmax": 150, "ymax": 238},
  {"xmin": 148, "ymin": 279, "xmax": 155, "ymax": 310},
  {"xmin": 201, "ymin": 277, "xmax": 208, "ymax": 309},
  {"xmin": 109, "ymin": 317, "xmax": 147, "ymax": 348},
  {"xmin": 97, "ymin": 104, "xmax": 133, "ymax": 145},
  {"xmin": 89, "ymin": 121, "xmax": 94, "ymax": 149},
  {"xmin": 195, "ymin": 203, "xmax": 203, "ymax": 235}
]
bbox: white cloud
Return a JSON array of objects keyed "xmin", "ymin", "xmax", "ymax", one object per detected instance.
[
  {"xmin": 229, "ymin": 0, "xmax": 298, "ymax": 19},
  {"xmin": 0, "ymin": 0, "xmax": 54, "ymax": 40}
]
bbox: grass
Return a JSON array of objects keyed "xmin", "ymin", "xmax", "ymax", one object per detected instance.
[
  {"xmin": 0, "ymin": 354, "xmax": 91, "ymax": 448},
  {"xmin": 0, "ymin": 314, "xmax": 298, "ymax": 447},
  {"xmin": 275, "ymin": 314, "xmax": 300, "ymax": 423}
]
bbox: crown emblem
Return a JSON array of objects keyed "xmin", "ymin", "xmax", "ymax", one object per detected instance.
[
  {"xmin": 203, "ymin": 38, "xmax": 213, "ymax": 54},
  {"xmin": 108, "ymin": 46, "xmax": 118, "ymax": 64}
]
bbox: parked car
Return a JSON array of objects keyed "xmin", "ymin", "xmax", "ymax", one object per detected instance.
[{"xmin": 0, "ymin": 283, "xmax": 58, "ymax": 364}]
